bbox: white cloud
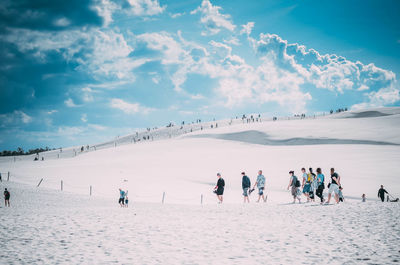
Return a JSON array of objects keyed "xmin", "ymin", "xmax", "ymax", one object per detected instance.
[
  {"xmin": 0, "ymin": 110, "xmax": 33, "ymax": 126},
  {"xmin": 53, "ymin": 17, "xmax": 71, "ymax": 27},
  {"xmin": 190, "ymin": 94, "xmax": 205, "ymax": 100},
  {"xmin": 223, "ymin": 37, "xmax": 240, "ymax": 46},
  {"xmin": 93, "ymin": 0, "xmax": 120, "ymax": 27},
  {"xmin": 191, "ymin": 0, "xmax": 236, "ymax": 35},
  {"xmin": 352, "ymin": 83, "xmax": 400, "ymax": 110},
  {"xmin": 110, "ymin": 98, "xmax": 154, "ymax": 114},
  {"xmin": 170, "ymin": 12, "xmax": 185, "ymax": 18},
  {"xmin": 240, "ymin": 22, "xmax": 254, "ymax": 35},
  {"xmin": 88, "ymin": 124, "xmax": 108, "ymax": 131},
  {"xmin": 47, "ymin": 110, "xmax": 58, "ymax": 115},
  {"xmin": 81, "ymin": 87, "xmax": 94, "ymax": 102},
  {"xmin": 126, "ymin": 0, "xmax": 166, "ymax": 16},
  {"xmin": 64, "ymin": 98, "xmax": 78, "ymax": 107},
  {"xmin": 81, "ymin": 114, "xmax": 88, "ymax": 123},
  {"xmin": 251, "ymin": 33, "xmax": 397, "ymax": 95}
]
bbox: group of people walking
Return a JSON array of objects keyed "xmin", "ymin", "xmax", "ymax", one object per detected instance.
[
  {"xmin": 212, "ymin": 171, "xmax": 267, "ymax": 204},
  {"xmin": 288, "ymin": 168, "xmax": 343, "ymax": 204},
  {"xmin": 212, "ymin": 168, "xmax": 345, "ymax": 204}
]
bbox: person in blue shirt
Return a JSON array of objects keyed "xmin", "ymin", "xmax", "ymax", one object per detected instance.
[
  {"xmin": 119, "ymin": 188, "xmax": 126, "ymax": 207},
  {"xmin": 241, "ymin": 172, "xmax": 251, "ymax": 203},
  {"xmin": 315, "ymin": 168, "xmax": 325, "ymax": 204},
  {"xmin": 301, "ymin": 168, "xmax": 311, "ymax": 202},
  {"xmin": 252, "ymin": 170, "xmax": 266, "ymax": 203}
]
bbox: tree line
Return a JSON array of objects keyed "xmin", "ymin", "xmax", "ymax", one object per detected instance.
[{"xmin": 0, "ymin": 147, "xmax": 58, "ymax": 157}]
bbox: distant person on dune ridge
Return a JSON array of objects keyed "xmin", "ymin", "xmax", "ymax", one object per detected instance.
[
  {"xmin": 287, "ymin": 171, "xmax": 301, "ymax": 204},
  {"xmin": 378, "ymin": 185, "xmax": 388, "ymax": 202},
  {"xmin": 315, "ymin": 168, "xmax": 325, "ymax": 204},
  {"xmin": 326, "ymin": 168, "xmax": 341, "ymax": 204},
  {"xmin": 214, "ymin": 173, "xmax": 225, "ymax": 204},
  {"xmin": 241, "ymin": 172, "xmax": 251, "ymax": 203},
  {"xmin": 252, "ymin": 170, "xmax": 266, "ymax": 203},
  {"xmin": 4, "ymin": 188, "xmax": 10, "ymax": 207},
  {"xmin": 118, "ymin": 188, "xmax": 126, "ymax": 207},
  {"xmin": 362, "ymin": 194, "xmax": 366, "ymax": 202}
]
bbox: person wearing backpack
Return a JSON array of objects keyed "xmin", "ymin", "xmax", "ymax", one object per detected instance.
[
  {"xmin": 252, "ymin": 170, "xmax": 267, "ymax": 203},
  {"xmin": 4, "ymin": 188, "xmax": 10, "ymax": 207},
  {"xmin": 315, "ymin": 168, "xmax": 325, "ymax": 204},
  {"xmin": 287, "ymin": 171, "xmax": 301, "ymax": 203},
  {"xmin": 241, "ymin": 172, "xmax": 251, "ymax": 203}
]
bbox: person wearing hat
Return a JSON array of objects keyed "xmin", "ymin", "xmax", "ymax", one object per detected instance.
[
  {"xmin": 214, "ymin": 173, "xmax": 225, "ymax": 203},
  {"xmin": 241, "ymin": 172, "xmax": 251, "ymax": 203},
  {"xmin": 287, "ymin": 171, "xmax": 301, "ymax": 203}
]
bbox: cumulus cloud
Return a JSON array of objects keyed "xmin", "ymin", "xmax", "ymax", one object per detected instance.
[
  {"xmin": 352, "ymin": 83, "xmax": 400, "ymax": 110},
  {"xmin": 0, "ymin": 110, "xmax": 32, "ymax": 127},
  {"xmin": 250, "ymin": 33, "xmax": 398, "ymax": 96},
  {"xmin": 110, "ymin": 98, "xmax": 154, "ymax": 114},
  {"xmin": 126, "ymin": 0, "xmax": 166, "ymax": 16},
  {"xmin": 64, "ymin": 98, "xmax": 78, "ymax": 107},
  {"xmin": 93, "ymin": 0, "xmax": 120, "ymax": 27},
  {"xmin": 191, "ymin": 0, "xmax": 236, "ymax": 35},
  {"xmin": 240, "ymin": 22, "xmax": 254, "ymax": 35}
]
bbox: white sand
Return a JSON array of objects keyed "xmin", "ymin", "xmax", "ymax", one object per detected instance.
[{"xmin": 1, "ymin": 107, "xmax": 400, "ymax": 264}]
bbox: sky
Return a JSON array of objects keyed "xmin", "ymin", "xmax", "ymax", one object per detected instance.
[{"xmin": 0, "ymin": 0, "xmax": 399, "ymax": 150}]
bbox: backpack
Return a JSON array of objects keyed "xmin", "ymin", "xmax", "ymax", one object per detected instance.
[{"xmin": 293, "ymin": 176, "xmax": 301, "ymax": 187}]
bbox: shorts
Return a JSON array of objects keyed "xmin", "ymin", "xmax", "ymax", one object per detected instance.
[
  {"xmin": 291, "ymin": 186, "xmax": 298, "ymax": 197},
  {"xmin": 125, "ymin": 200, "xmax": 129, "ymax": 204},
  {"xmin": 243, "ymin": 188, "xmax": 249, "ymax": 196},
  {"xmin": 119, "ymin": 198, "xmax": 125, "ymax": 204},
  {"xmin": 5, "ymin": 196, "xmax": 10, "ymax": 200},
  {"xmin": 328, "ymin": 184, "xmax": 339, "ymax": 195},
  {"xmin": 258, "ymin": 187, "xmax": 264, "ymax": 195},
  {"xmin": 303, "ymin": 184, "xmax": 311, "ymax": 193},
  {"xmin": 216, "ymin": 188, "xmax": 224, "ymax": 196}
]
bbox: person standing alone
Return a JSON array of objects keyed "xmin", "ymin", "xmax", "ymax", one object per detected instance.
[{"xmin": 4, "ymin": 188, "xmax": 10, "ymax": 207}]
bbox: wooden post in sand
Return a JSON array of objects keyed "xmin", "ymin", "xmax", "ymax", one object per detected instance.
[
  {"xmin": 61, "ymin": 180, "xmax": 63, "ymax": 191},
  {"xmin": 201, "ymin": 194, "xmax": 203, "ymax": 205},
  {"xmin": 7, "ymin": 172, "xmax": 10, "ymax": 181},
  {"xmin": 37, "ymin": 178, "xmax": 43, "ymax": 187},
  {"xmin": 90, "ymin": 186, "xmax": 92, "ymax": 196},
  {"xmin": 162, "ymin": 192, "xmax": 165, "ymax": 204}
]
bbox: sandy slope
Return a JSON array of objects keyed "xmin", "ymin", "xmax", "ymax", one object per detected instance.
[
  {"xmin": 0, "ymin": 108, "xmax": 400, "ymax": 204},
  {"xmin": 1, "ymin": 108, "xmax": 400, "ymax": 264},
  {"xmin": 1, "ymin": 182, "xmax": 399, "ymax": 265}
]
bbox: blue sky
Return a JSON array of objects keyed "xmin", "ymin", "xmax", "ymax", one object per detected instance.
[{"xmin": 0, "ymin": 0, "xmax": 399, "ymax": 150}]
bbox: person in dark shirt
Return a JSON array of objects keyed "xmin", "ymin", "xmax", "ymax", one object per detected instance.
[
  {"xmin": 378, "ymin": 185, "xmax": 388, "ymax": 202},
  {"xmin": 241, "ymin": 172, "xmax": 251, "ymax": 203},
  {"xmin": 326, "ymin": 168, "xmax": 341, "ymax": 204},
  {"xmin": 214, "ymin": 173, "xmax": 225, "ymax": 204},
  {"xmin": 4, "ymin": 188, "xmax": 10, "ymax": 207}
]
